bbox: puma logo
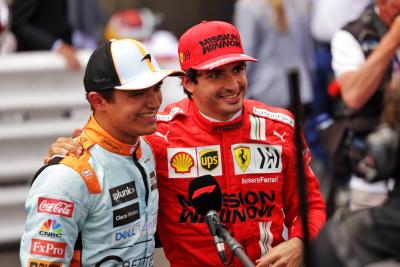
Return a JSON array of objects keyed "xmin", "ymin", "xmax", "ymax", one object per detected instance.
[
  {"xmin": 273, "ymin": 130, "xmax": 286, "ymax": 142},
  {"xmin": 154, "ymin": 131, "xmax": 170, "ymax": 142}
]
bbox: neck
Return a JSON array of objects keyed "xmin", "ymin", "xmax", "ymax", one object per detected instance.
[{"xmin": 93, "ymin": 112, "xmax": 139, "ymax": 145}]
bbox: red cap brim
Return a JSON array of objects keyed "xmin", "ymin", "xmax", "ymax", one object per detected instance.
[{"xmin": 190, "ymin": 53, "xmax": 257, "ymax": 70}]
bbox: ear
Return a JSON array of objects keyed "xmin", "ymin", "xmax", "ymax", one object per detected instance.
[
  {"xmin": 87, "ymin": 92, "xmax": 108, "ymax": 110},
  {"xmin": 182, "ymin": 76, "xmax": 195, "ymax": 94}
]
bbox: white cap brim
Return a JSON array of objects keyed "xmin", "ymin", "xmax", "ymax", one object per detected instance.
[{"xmin": 114, "ymin": 69, "xmax": 183, "ymax": 90}]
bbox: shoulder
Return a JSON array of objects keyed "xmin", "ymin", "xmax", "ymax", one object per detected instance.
[
  {"xmin": 156, "ymin": 98, "xmax": 190, "ymax": 123},
  {"xmin": 29, "ymin": 162, "xmax": 89, "ymax": 202},
  {"xmin": 59, "ymin": 151, "xmax": 102, "ymax": 194},
  {"xmin": 244, "ymin": 99, "xmax": 295, "ymax": 128}
]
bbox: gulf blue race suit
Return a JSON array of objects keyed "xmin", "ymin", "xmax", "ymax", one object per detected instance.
[{"xmin": 20, "ymin": 115, "xmax": 159, "ymax": 267}]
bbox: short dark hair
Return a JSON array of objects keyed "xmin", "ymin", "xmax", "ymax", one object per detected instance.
[
  {"xmin": 183, "ymin": 68, "xmax": 200, "ymax": 99},
  {"xmin": 86, "ymin": 88, "xmax": 116, "ymax": 110}
]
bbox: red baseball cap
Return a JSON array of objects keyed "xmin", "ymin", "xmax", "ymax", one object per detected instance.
[{"xmin": 178, "ymin": 21, "xmax": 257, "ymax": 71}]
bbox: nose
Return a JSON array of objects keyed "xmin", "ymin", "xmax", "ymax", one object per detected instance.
[
  {"xmin": 224, "ymin": 73, "xmax": 242, "ymax": 91},
  {"xmin": 146, "ymin": 88, "xmax": 162, "ymax": 109}
]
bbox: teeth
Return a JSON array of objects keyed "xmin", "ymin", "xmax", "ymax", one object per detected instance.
[
  {"xmin": 223, "ymin": 93, "xmax": 239, "ymax": 99},
  {"xmin": 140, "ymin": 113, "xmax": 156, "ymax": 118}
]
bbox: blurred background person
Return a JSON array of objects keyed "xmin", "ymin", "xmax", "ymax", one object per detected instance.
[
  {"xmin": 234, "ymin": 0, "xmax": 314, "ymax": 110},
  {"xmin": 104, "ymin": 7, "xmax": 186, "ymax": 110},
  {"xmin": 10, "ymin": 0, "xmax": 107, "ymax": 70},
  {"xmin": 312, "ymin": 76, "xmax": 400, "ymax": 267},
  {"xmin": 326, "ymin": 0, "xmax": 400, "ymax": 210},
  {"xmin": 0, "ymin": 0, "xmax": 16, "ymax": 54},
  {"xmin": 310, "ymin": 0, "xmax": 373, "ymax": 213}
]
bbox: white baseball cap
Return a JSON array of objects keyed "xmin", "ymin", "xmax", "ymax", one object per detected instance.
[{"xmin": 84, "ymin": 38, "xmax": 183, "ymax": 92}]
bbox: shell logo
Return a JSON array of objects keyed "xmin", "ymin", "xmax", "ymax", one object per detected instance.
[{"xmin": 170, "ymin": 152, "xmax": 194, "ymax": 173}]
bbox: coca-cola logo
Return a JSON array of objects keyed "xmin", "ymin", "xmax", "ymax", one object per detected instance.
[
  {"xmin": 30, "ymin": 238, "xmax": 66, "ymax": 258},
  {"xmin": 37, "ymin": 197, "xmax": 74, "ymax": 218}
]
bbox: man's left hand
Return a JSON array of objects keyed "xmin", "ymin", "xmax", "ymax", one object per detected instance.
[{"xmin": 255, "ymin": 237, "xmax": 304, "ymax": 267}]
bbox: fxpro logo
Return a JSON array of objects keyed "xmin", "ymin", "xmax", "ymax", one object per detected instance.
[
  {"xmin": 30, "ymin": 239, "xmax": 66, "ymax": 258},
  {"xmin": 39, "ymin": 219, "xmax": 62, "ymax": 238},
  {"xmin": 109, "ymin": 181, "xmax": 138, "ymax": 206}
]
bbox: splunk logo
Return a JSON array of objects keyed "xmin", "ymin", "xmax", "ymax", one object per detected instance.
[
  {"xmin": 39, "ymin": 219, "xmax": 62, "ymax": 238},
  {"xmin": 109, "ymin": 182, "xmax": 138, "ymax": 206}
]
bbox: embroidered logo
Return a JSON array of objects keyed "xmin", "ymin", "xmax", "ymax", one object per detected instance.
[
  {"xmin": 170, "ymin": 152, "xmax": 194, "ymax": 173},
  {"xmin": 233, "ymin": 146, "xmax": 251, "ymax": 173}
]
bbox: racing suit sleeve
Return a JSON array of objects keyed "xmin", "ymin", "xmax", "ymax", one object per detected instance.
[
  {"xmin": 283, "ymin": 129, "xmax": 327, "ymax": 241},
  {"xmin": 20, "ymin": 164, "xmax": 89, "ymax": 266}
]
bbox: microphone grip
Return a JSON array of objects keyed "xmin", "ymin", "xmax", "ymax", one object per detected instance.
[{"xmin": 217, "ymin": 224, "xmax": 255, "ymax": 267}]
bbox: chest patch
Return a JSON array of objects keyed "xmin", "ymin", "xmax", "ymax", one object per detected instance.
[
  {"xmin": 167, "ymin": 145, "xmax": 222, "ymax": 178},
  {"xmin": 232, "ymin": 144, "xmax": 282, "ymax": 175}
]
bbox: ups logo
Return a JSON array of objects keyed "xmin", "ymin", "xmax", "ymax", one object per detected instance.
[{"xmin": 200, "ymin": 149, "xmax": 219, "ymax": 170}]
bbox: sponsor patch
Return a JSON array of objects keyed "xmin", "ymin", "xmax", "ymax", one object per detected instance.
[
  {"xmin": 109, "ymin": 182, "xmax": 138, "ymax": 207},
  {"xmin": 232, "ymin": 144, "xmax": 282, "ymax": 174},
  {"xmin": 168, "ymin": 145, "xmax": 223, "ymax": 178},
  {"xmin": 37, "ymin": 198, "xmax": 74, "ymax": 218},
  {"xmin": 199, "ymin": 149, "xmax": 219, "ymax": 171},
  {"xmin": 250, "ymin": 115, "xmax": 266, "ymax": 141},
  {"xmin": 150, "ymin": 171, "xmax": 157, "ymax": 191},
  {"xmin": 39, "ymin": 219, "xmax": 62, "ymax": 238},
  {"xmin": 30, "ymin": 239, "xmax": 66, "ymax": 258},
  {"xmin": 177, "ymin": 190, "xmax": 275, "ymax": 224},
  {"xmin": 111, "ymin": 225, "xmax": 140, "ymax": 245},
  {"xmin": 156, "ymin": 107, "xmax": 184, "ymax": 122},
  {"xmin": 170, "ymin": 152, "xmax": 194, "ymax": 173},
  {"xmin": 233, "ymin": 146, "xmax": 251, "ymax": 173},
  {"xmin": 113, "ymin": 202, "xmax": 140, "ymax": 227},
  {"xmin": 96, "ymin": 255, "xmax": 153, "ymax": 267},
  {"xmin": 28, "ymin": 259, "xmax": 62, "ymax": 267},
  {"xmin": 253, "ymin": 107, "xmax": 294, "ymax": 127},
  {"xmin": 241, "ymin": 177, "xmax": 279, "ymax": 185}
]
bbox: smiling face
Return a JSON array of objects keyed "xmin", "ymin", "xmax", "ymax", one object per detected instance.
[
  {"xmin": 183, "ymin": 61, "xmax": 247, "ymax": 121},
  {"xmin": 89, "ymin": 83, "xmax": 162, "ymax": 144}
]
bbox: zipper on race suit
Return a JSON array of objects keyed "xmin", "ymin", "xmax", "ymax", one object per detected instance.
[{"xmin": 132, "ymin": 152, "xmax": 149, "ymax": 206}]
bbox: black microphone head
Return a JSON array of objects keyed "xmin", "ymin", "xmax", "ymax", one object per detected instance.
[{"xmin": 188, "ymin": 175, "xmax": 222, "ymax": 216}]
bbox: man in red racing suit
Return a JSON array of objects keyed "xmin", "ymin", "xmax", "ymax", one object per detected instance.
[
  {"xmin": 45, "ymin": 20, "xmax": 326, "ymax": 267},
  {"xmin": 148, "ymin": 96, "xmax": 326, "ymax": 267}
]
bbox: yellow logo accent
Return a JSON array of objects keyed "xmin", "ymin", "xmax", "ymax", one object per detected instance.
[
  {"xmin": 179, "ymin": 52, "xmax": 184, "ymax": 63},
  {"xmin": 199, "ymin": 149, "xmax": 219, "ymax": 171},
  {"xmin": 234, "ymin": 146, "xmax": 251, "ymax": 173},
  {"xmin": 171, "ymin": 152, "xmax": 194, "ymax": 173}
]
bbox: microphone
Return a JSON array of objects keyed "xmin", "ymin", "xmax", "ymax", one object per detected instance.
[{"xmin": 188, "ymin": 175, "xmax": 227, "ymax": 263}]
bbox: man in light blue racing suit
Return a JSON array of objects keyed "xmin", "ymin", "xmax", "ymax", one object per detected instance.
[{"xmin": 19, "ymin": 39, "xmax": 183, "ymax": 266}]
